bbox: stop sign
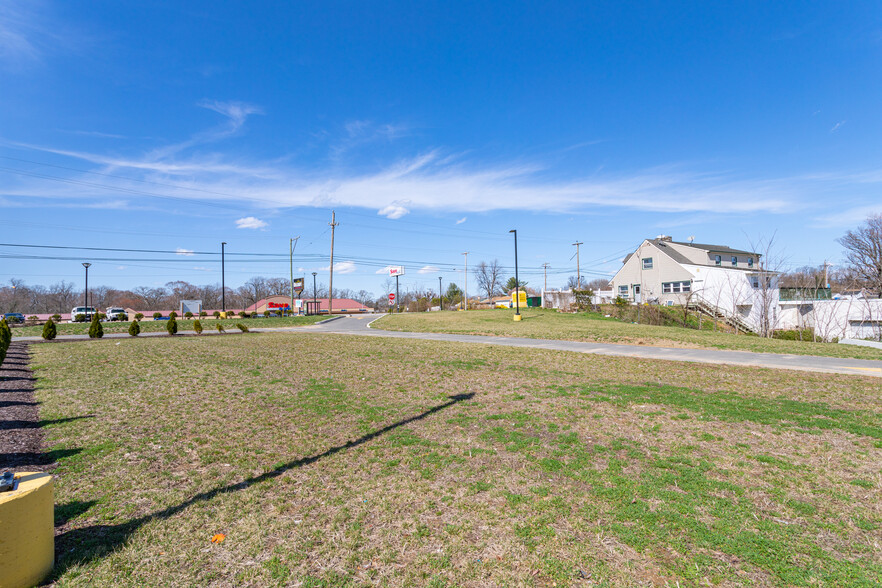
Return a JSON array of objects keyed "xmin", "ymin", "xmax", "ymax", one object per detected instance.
[{"xmin": 388, "ymin": 293, "xmax": 395, "ymax": 303}]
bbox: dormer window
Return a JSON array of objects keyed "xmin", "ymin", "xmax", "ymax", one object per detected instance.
[
  {"xmin": 714, "ymin": 255, "xmax": 722, "ymax": 266},
  {"xmin": 642, "ymin": 257, "xmax": 653, "ymax": 270},
  {"xmin": 731, "ymin": 256, "xmax": 737, "ymax": 266}
]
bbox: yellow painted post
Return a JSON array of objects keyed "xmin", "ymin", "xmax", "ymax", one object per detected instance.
[{"xmin": 0, "ymin": 472, "xmax": 54, "ymax": 588}]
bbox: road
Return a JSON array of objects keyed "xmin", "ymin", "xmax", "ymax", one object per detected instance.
[
  {"xmin": 11, "ymin": 314, "xmax": 882, "ymax": 378},
  {"xmin": 312, "ymin": 315, "xmax": 882, "ymax": 378}
]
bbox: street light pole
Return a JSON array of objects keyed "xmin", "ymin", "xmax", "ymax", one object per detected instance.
[
  {"xmin": 312, "ymin": 272, "xmax": 317, "ymax": 315},
  {"xmin": 509, "ymin": 230, "xmax": 520, "ymax": 320},
  {"xmin": 439, "ymin": 276, "xmax": 443, "ymax": 311},
  {"xmin": 221, "ymin": 242, "xmax": 227, "ymax": 314},
  {"xmin": 82, "ymin": 263, "xmax": 91, "ymax": 319}
]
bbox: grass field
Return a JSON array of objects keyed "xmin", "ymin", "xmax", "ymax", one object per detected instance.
[
  {"xmin": 27, "ymin": 332, "xmax": 882, "ymax": 586},
  {"xmin": 374, "ymin": 309, "xmax": 882, "ymax": 361},
  {"xmin": 11, "ymin": 314, "xmax": 325, "ymax": 337}
]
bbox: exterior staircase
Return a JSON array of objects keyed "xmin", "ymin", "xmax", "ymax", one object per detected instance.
[{"xmin": 690, "ymin": 298, "xmax": 756, "ymax": 334}]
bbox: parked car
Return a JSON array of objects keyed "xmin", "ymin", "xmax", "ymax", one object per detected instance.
[
  {"xmin": 70, "ymin": 306, "xmax": 97, "ymax": 322},
  {"xmin": 106, "ymin": 307, "xmax": 127, "ymax": 321},
  {"xmin": 3, "ymin": 313, "xmax": 25, "ymax": 324}
]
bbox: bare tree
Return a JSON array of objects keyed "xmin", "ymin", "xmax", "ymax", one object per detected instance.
[
  {"xmin": 747, "ymin": 234, "xmax": 785, "ymax": 338},
  {"xmin": 565, "ymin": 275, "xmax": 585, "ymax": 290},
  {"xmin": 838, "ymin": 214, "xmax": 882, "ymax": 296},
  {"xmin": 474, "ymin": 260, "xmax": 503, "ymax": 301}
]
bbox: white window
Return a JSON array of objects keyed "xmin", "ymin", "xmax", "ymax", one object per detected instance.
[
  {"xmin": 731, "ymin": 256, "xmax": 737, "ymax": 266},
  {"xmin": 618, "ymin": 285, "xmax": 628, "ymax": 296},
  {"xmin": 672, "ymin": 282, "xmax": 682, "ymax": 293},
  {"xmin": 662, "ymin": 282, "xmax": 672, "ymax": 293},
  {"xmin": 682, "ymin": 281, "xmax": 691, "ymax": 292},
  {"xmin": 642, "ymin": 257, "xmax": 653, "ymax": 270},
  {"xmin": 752, "ymin": 278, "xmax": 759, "ymax": 289},
  {"xmin": 748, "ymin": 257, "xmax": 754, "ymax": 268},
  {"xmin": 714, "ymin": 255, "xmax": 722, "ymax": 266}
]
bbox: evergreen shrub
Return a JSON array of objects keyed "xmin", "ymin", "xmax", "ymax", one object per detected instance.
[
  {"xmin": 169, "ymin": 311, "xmax": 177, "ymax": 319},
  {"xmin": 153, "ymin": 312, "xmax": 162, "ymax": 319},
  {"xmin": 213, "ymin": 311, "xmax": 221, "ymax": 318},
  {"xmin": 194, "ymin": 320, "xmax": 203, "ymax": 334},
  {"xmin": 236, "ymin": 323, "xmax": 249, "ymax": 332},
  {"xmin": 42, "ymin": 318, "xmax": 57, "ymax": 340},
  {"xmin": 216, "ymin": 323, "xmax": 225, "ymax": 332},
  {"xmin": 74, "ymin": 314, "xmax": 85, "ymax": 323},
  {"xmin": 88, "ymin": 314, "xmax": 103, "ymax": 338},
  {"xmin": 166, "ymin": 317, "xmax": 177, "ymax": 336},
  {"xmin": 135, "ymin": 313, "xmax": 144, "ymax": 320},
  {"xmin": 185, "ymin": 311, "xmax": 194, "ymax": 319},
  {"xmin": 128, "ymin": 320, "xmax": 140, "ymax": 336},
  {"xmin": 0, "ymin": 318, "xmax": 11, "ymax": 366}
]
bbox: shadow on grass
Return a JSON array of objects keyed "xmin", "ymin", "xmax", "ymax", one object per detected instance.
[
  {"xmin": 0, "ymin": 415, "xmax": 94, "ymax": 430},
  {"xmin": 52, "ymin": 392, "xmax": 476, "ymax": 578},
  {"xmin": 56, "ymin": 500, "xmax": 98, "ymax": 527},
  {"xmin": 0, "ymin": 448, "xmax": 82, "ymax": 469}
]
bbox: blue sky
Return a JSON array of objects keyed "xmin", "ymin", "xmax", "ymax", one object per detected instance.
[{"xmin": 1, "ymin": 1, "xmax": 881, "ymax": 296}]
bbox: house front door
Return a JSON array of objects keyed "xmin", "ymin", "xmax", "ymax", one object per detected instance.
[{"xmin": 633, "ymin": 284, "xmax": 641, "ymax": 303}]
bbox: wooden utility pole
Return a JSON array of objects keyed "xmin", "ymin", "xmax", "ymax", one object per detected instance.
[
  {"xmin": 289, "ymin": 236, "xmax": 300, "ymax": 316},
  {"xmin": 572, "ymin": 242, "xmax": 583, "ymax": 287},
  {"xmin": 462, "ymin": 251, "xmax": 469, "ymax": 310},
  {"xmin": 542, "ymin": 263, "xmax": 550, "ymax": 293},
  {"xmin": 328, "ymin": 211, "xmax": 338, "ymax": 316}
]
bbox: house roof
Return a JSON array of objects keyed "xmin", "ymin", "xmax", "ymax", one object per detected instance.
[{"xmin": 666, "ymin": 240, "xmax": 759, "ymax": 256}]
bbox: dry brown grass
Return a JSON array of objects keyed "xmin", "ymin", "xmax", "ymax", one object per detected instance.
[{"xmin": 26, "ymin": 332, "xmax": 882, "ymax": 586}]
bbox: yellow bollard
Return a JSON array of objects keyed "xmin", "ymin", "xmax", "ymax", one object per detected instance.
[
  {"xmin": 513, "ymin": 314, "xmax": 522, "ymax": 321},
  {"xmin": 0, "ymin": 472, "xmax": 54, "ymax": 588}
]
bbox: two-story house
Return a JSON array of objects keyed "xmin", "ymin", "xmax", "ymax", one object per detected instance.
[{"xmin": 609, "ymin": 236, "xmax": 779, "ymax": 333}]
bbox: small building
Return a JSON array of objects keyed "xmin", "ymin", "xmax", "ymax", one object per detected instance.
[{"xmin": 246, "ymin": 295, "xmax": 371, "ymax": 315}]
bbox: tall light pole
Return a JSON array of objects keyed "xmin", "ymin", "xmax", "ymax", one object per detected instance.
[
  {"xmin": 439, "ymin": 276, "xmax": 443, "ymax": 311},
  {"xmin": 312, "ymin": 272, "xmax": 317, "ymax": 315},
  {"xmin": 509, "ymin": 230, "xmax": 521, "ymax": 320},
  {"xmin": 82, "ymin": 263, "xmax": 91, "ymax": 319},
  {"xmin": 462, "ymin": 252, "xmax": 469, "ymax": 311},
  {"xmin": 221, "ymin": 242, "xmax": 227, "ymax": 314}
]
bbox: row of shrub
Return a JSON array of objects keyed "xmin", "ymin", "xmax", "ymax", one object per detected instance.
[{"xmin": 40, "ymin": 316, "xmax": 251, "ymax": 341}]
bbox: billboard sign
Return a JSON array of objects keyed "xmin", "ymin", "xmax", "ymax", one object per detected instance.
[
  {"xmin": 180, "ymin": 300, "xmax": 202, "ymax": 316},
  {"xmin": 389, "ymin": 266, "xmax": 405, "ymax": 277},
  {"xmin": 293, "ymin": 277, "xmax": 304, "ymax": 292}
]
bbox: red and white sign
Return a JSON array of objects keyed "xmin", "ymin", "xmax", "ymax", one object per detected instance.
[
  {"xmin": 388, "ymin": 266, "xmax": 405, "ymax": 277},
  {"xmin": 388, "ymin": 293, "xmax": 396, "ymax": 303}
]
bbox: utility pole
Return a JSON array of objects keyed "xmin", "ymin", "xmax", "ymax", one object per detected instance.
[
  {"xmin": 462, "ymin": 252, "xmax": 469, "ymax": 310},
  {"xmin": 542, "ymin": 263, "xmax": 550, "ymax": 293},
  {"xmin": 221, "ymin": 242, "xmax": 227, "ymax": 314},
  {"xmin": 395, "ymin": 274, "xmax": 400, "ymax": 313},
  {"xmin": 572, "ymin": 241, "xmax": 583, "ymax": 288},
  {"xmin": 823, "ymin": 260, "xmax": 830, "ymax": 289},
  {"xmin": 328, "ymin": 211, "xmax": 338, "ymax": 316},
  {"xmin": 439, "ymin": 276, "xmax": 443, "ymax": 311},
  {"xmin": 510, "ymin": 230, "xmax": 520, "ymax": 319},
  {"xmin": 289, "ymin": 236, "xmax": 300, "ymax": 316}
]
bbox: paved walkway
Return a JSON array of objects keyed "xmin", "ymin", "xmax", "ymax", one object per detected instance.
[
  {"xmin": 11, "ymin": 315, "xmax": 882, "ymax": 378},
  {"xmin": 310, "ymin": 315, "xmax": 882, "ymax": 378}
]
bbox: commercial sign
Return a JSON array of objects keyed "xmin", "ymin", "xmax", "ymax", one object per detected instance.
[
  {"xmin": 268, "ymin": 302, "xmax": 290, "ymax": 309},
  {"xmin": 292, "ymin": 277, "xmax": 304, "ymax": 292},
  {"xmin": 389, "ymin": 266, "xmax": 405, "ymax": 277}
]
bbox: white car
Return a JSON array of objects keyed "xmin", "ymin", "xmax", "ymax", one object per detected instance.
[
  {"xmin": 106, "ymin": 307, "xmax": 128, "ymax": 321},
  {"xmin": 70, "ymin": 306, "xmax": 97, "ymax": 322}
]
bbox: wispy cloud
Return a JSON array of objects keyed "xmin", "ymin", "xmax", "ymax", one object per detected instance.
[
  {"xmin": 9, "ymin": 109, "xmax": 882, "ymax": 220},
  {"xmin": 418, "ymin": 265, "xmax": 439, "ymax": 274},
  {"xmin": 176, "ymin": 248, "xmax": 194, "ymax": 256},
  {"xmin": 830, "ymin": 120, "xmax": 846, "ymax": 133},
  {"xmin": 0, "ymin": 1, "xmax": 42, "ymax": 66},
  {"xmin": 235, "ymin": 217, "xmax": 268, "ymax": 229},
  {"xmin": 378, "ymin": 203, "xmax": 410, "ymax": 219},
  {"xmin": 375, "ymin": 265, "xmax": 397, "ymax": 275},
  {"xmin": 325, "ymin": 260, "xmax": 356, "ymax": 274},
  {"xmin": 813, "ymin": 205, "xmax": 882, "ymax": 228}
]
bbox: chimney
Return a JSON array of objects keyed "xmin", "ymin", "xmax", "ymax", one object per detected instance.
[{"xmin": 655, "ymin": 235, "xmax": 673, "ymax": 242}]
